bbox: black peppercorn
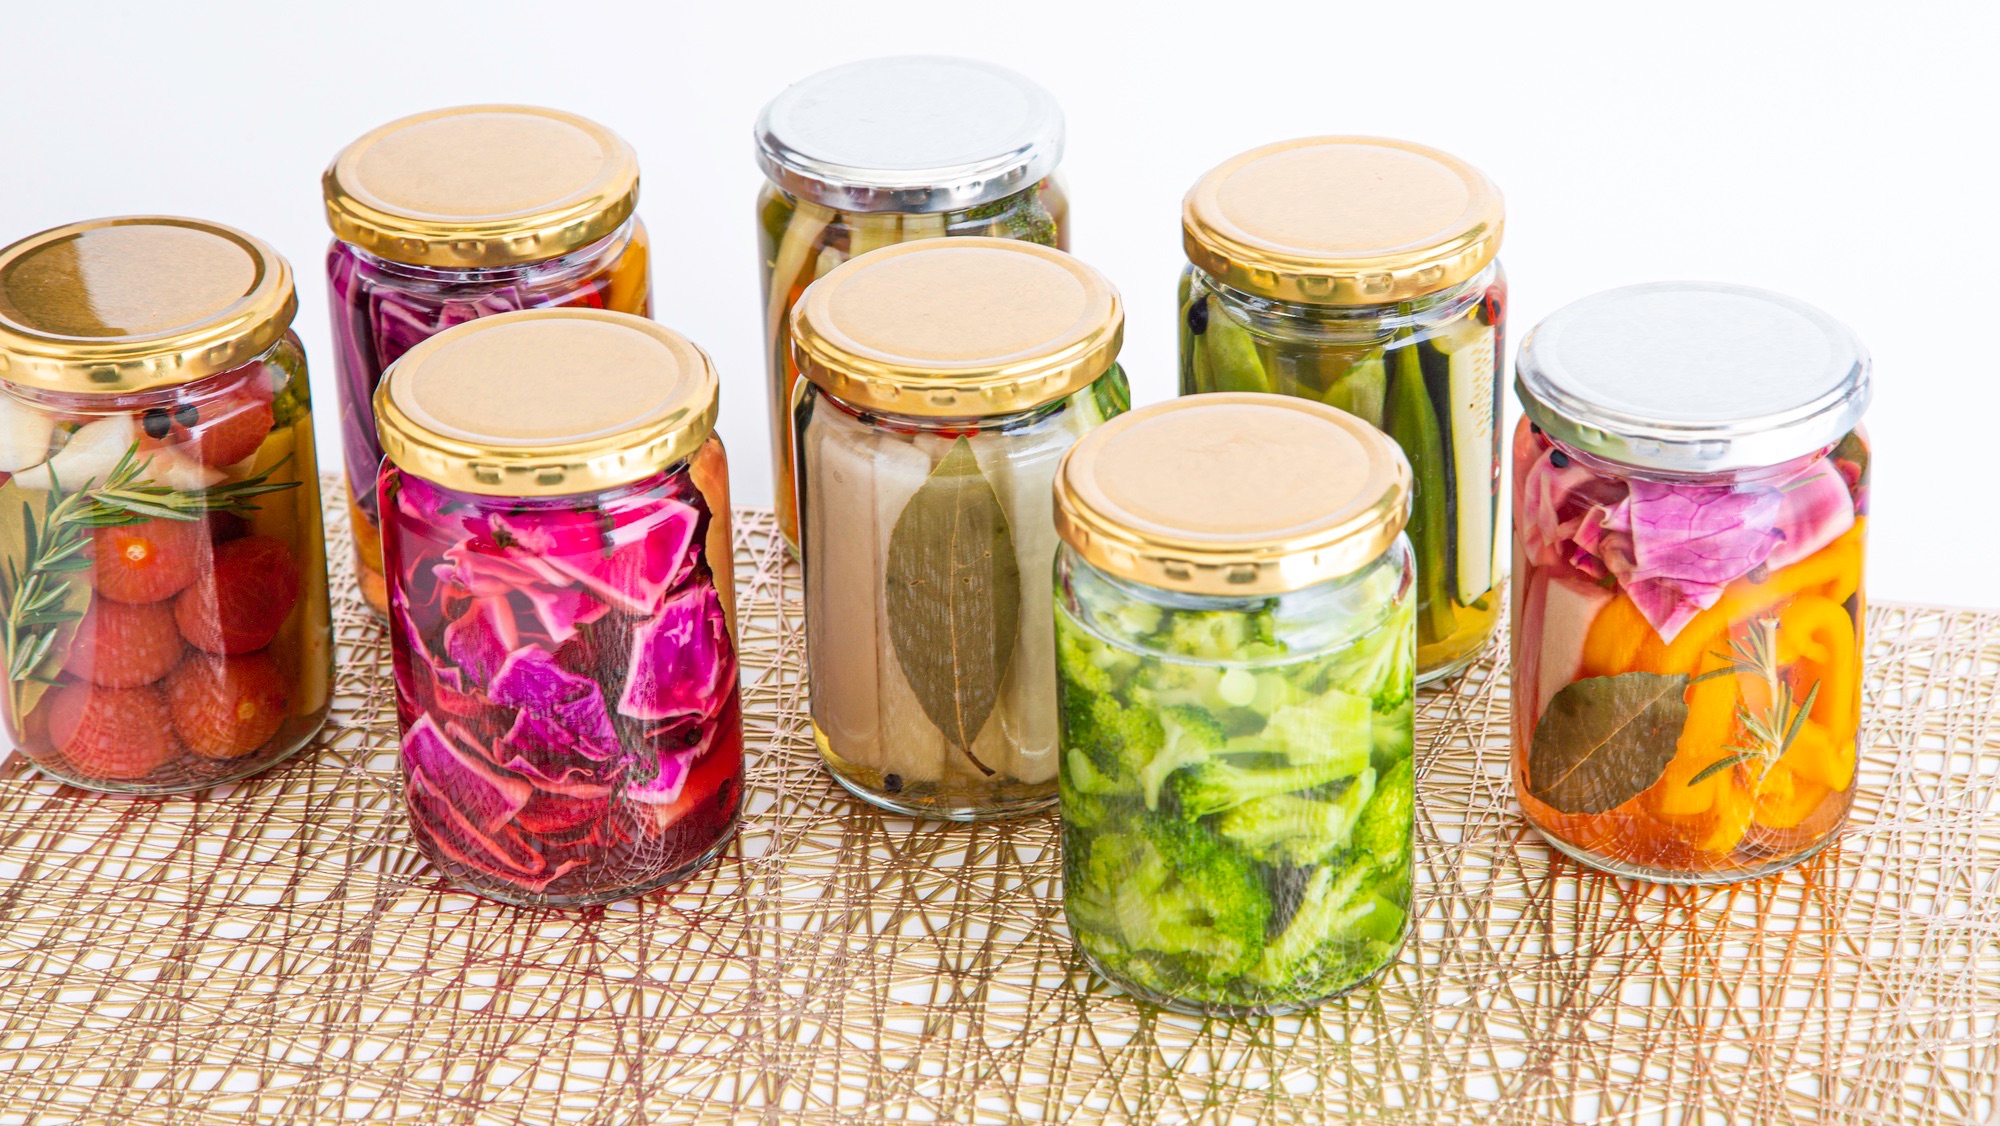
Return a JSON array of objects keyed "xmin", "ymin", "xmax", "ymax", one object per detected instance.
[
  {"xmin": 173, "ymin": 402, "xmax": 199, "ymax": 428},
  {"xmin": 1549, "ymin": 450, "xmax": 1570, "ymax": 469},
  {"xmin": 1529, "ymin": 423, "xmax": 1542, "ymax": 437},
  {"xmin": 883, "ymin": 773, "xmax": 904, "ymax": 793},
  {"xmin": 1186, "ymin": 295, "xmax": 1209, "ymax": 336},
  {"xmin": 141, "ymin": 409, "xmax": 172, "ymax": 439}
]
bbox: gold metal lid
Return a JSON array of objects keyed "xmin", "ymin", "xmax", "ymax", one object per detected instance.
[
  {"xmin": 0, "ymin": 216, "xmax": 297, "ymax": 394},
  {"xmin": 1183, "ymin": 136, "xmax": 1503, "ymax": 306},
  {"xmin": 375, "ymin": 309, "xmax": 716, "ymax": 497},
  {"xmin": 1053, "ymin": 393, "xmax": 1411, "ymax": 596},
  {"xmin": 324, "ymin": 105, "xmax": 640, "ymax": 269},
  {"xmin": 791, "ymin": 237, "xmax": 1120, "ymax": 417}
]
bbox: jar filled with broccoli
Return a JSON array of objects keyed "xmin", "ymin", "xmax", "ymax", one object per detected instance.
[
  {"xmin": 1179, "ymin": 137, "xmax": 1505, "ymax": 683},
  {"xmin": 756, "ymin": 55, "xmax": 1069, "ymax": 557},
  {"xmin": 1051, "ymin": 394, "xmax": 1417, "ymax": 1015}
]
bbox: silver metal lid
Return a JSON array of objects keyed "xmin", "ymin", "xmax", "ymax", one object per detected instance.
[
  {"xmin": 1516, "ymin": 282, "xmax": 1870, "ymax": 474},
  {"xmin": 754, "ymin": 56, "xmax": 1064, "ymax": 214}
]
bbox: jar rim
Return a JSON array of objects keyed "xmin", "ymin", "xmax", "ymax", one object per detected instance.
[
  {"xmin": 1516, "ymin": 281, "xmax": 1871, "ymax": 473},
  {"xmin": 324, "ymin": 105, "xmax": 640, "ymax": 270},
  {"xmin": 0, "ymin": 216, "xmax": 297, "ymax": 394},
  {"xmin": 755, "ymin": 55, "xmax": 1064, "ymax": 214}
]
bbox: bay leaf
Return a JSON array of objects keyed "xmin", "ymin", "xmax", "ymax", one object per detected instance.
[
  {"xmin": 1526, "ymin": 671, "xmax": 1690, "ymax": 815},
  {"xmin": 884, "ymin": 437, "xmax": 1019, "ymax": 771}
]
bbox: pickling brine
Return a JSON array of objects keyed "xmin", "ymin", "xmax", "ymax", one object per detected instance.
[
  {"xmin": 791, "ymin": 237, "xmax": 1124, "ymax": 819},
  {"xmin": 1051, "ymin": 394, "xmax": 1417, "ymax": 1014},
  {"xmin": 1511, "ymin": 282, "xmax": 1871, "ymax": 882},
  {"xmin": 0, "ymin": 217, "xmax": 333, "ymax": 793},
  {"xmin": 374, "ymin": 310, "xmax": 740, "ymax": 906},
  {"xmin": 799, "ymin": 374, "xmax": 1126, "ymax": 816}
]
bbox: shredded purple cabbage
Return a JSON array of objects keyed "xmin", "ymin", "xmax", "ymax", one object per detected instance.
[{"xmin": 1521, "ymin": 442, "xmax": 1858, "ymax": 642}]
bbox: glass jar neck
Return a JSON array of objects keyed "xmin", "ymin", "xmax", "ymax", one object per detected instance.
[
  {"xmin": 1060, "ymin": 539, "xmax": 1413, "ymax": 659},
  {"xmin": 1193, "ymin": 261, "xmax": 1496, "ymax": 333},
  {"xmin": 1, "ymin": 333, "xmax": 295, "ymax": 412},
  {"xmin": 810, "ymin": 380, "xmax": 1072, "ymax": 434},
  {"xmin": 339, "ymin": 221, "xmax": 636, "ymax": 286},
  {"xmin": 389, "ymin": 456, "xmax": 692, "ymax": 512},
  {"xmin": 1536, "ymin": 424, "xmax": 1841, "ymax": 488}
]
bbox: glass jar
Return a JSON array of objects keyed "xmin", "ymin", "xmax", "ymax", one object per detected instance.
[
  {"xmin": 792, "ymin": 238, "xmax": 1126, "ymax": 819},
  {"xmin": 1179, "ymin": 137, "xmax": 1506, "ymax": 683},
  {"xmin": 1511, "ymin": 282, "xmax": 1870, "ymax": 883},
  {"xmin": 757, "ymin": 55, "xmax": 1069, "ymax": 555},
  {"xmin": 1051, "ymin": 394, "xmax": 1417, "ymax": 1015},
  {"xmin": 324, "ymin": 105, "xmax": 652, "ymax": 618},
  {"xmin": 374, "ymin": 310, "xmax": 740, "ymax": 906},
  {"xmin": 0, "ymin": 217, "xmax": 333, "ymax": 793}
]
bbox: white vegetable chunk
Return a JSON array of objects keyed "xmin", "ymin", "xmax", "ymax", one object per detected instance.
[{"xmin": 0, "ymin": 396, "xmax": 56, "ymax": 473}]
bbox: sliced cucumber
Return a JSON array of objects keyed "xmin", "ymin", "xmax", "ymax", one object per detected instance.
[
  {"xmin": 1200, "ymin": 301, "xmax": 1271, "ymax": 394},
  {"xmin": 1430, "ymin": 320, "xmax": 1499, "ymax": 604},
  {"xmin": 1321, "ymin": 352, "xmax": 1388, "ymax": 429}
]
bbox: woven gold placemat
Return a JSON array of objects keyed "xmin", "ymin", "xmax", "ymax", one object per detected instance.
[{"xmin": 0, "ymin": 476, "xmax": 1995, "ymax": 1125}]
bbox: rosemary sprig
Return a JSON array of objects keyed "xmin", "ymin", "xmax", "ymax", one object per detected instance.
[
  {"xmin": 1686, "ymin": 614, "xmax": 1821, "ymax": 787},
  {"xmin": 2, "ymin": 443, "xmax": 301, "ymax": 713}
]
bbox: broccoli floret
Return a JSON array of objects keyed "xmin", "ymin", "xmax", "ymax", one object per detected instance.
[
  {"xmin": 1147, "ymin": 608, "xmax": 1281, "ymax": 663},
  {"xmin": 1369, "ymin": 698, "xmax": 1415, "ymax": 771},
  {"xmin": 1215, "ymin": 767, "xmax": 1378, "ymax": 867},
  {"xmin": 1060, "ymin": 748, "xmax": 1140, "ymax": 832},
  {"xmin": 1056, "ymin": 626, "xmax": 1124, "ymax": 697},
  {"xmin": 1350, "ymin": 758, "xmax": 1414, "ymax": 865},
  {"xmin": 1241, "ymin": 694, "xmax": 1374, "ymax": 773},
  {"xmin": 1163, "ymin": 753, "xmax": 1365, "ymax": 819},
  {"xmin": 1062, "ymin": 689, "xmax": 1164, "ymax": 781},
  {"xmin": 1066, "ymin": 819, "xmax": 1269, "ymax": 983},
  {"xmin": 1246, "ymin": 864, "xmax": 1405, "ymax": 990},
  {"xmin": 1136, "ymin": 706, "xmax": 1228, "ymax": 809},
  {"xmin": 1325, "ymin": 599, "xmax": 1415, "ymax": 710}
]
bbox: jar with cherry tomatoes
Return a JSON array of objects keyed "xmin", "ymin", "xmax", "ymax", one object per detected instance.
[
  {"xmin": 791, "ymin": 238, "xmax": 1126, "ymax": 819},
  {"xmin": 324, "ymin": 104, "xmax": 652, "ymax": 617},
  {"xmin": 1511, "ymin": 282, "xmax": 1870, "ymax": 883},
  {"xmin": 0, "ymin": 217, "xmax": 333, "ymax": 793},
  {"xmin": 374, "ymin": 309, "xmax": 740, "ymax": 906},
  {"xmin": 1179, "ymin": 137, "xmax": 1507, "ymax": 682}
]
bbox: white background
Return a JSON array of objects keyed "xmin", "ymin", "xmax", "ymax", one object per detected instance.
[{"xmin": 3, "ymin": 1, "xmax": 1994, "ymax": 608}]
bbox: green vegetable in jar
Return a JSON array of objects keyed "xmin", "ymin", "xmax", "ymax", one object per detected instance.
[{"xmin": 1055, "ymin": 581, "xmax": 1416, "ymax": 1012}]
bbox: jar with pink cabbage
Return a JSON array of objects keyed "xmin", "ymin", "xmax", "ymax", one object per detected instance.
[
  {"xmin": 374, "ymin": 310, "xmax": 738, "ymax": 906},
  {"xmin": 324, "ymin": 105, "xmax": 651, "ymax": 618},
  {"xmin": 1511, "ymin": 283, "xmax": 1869, "ymax": 883}
]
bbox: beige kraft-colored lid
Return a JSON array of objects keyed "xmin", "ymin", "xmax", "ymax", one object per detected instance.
[
  {"xmin": 790, "ymin": 237, "xmax": 1121, "ymax": 417},
  {"xmin": 0, "ymin": 216, "xmax": 297, "ymax": 393},
  {"xmin": 324, "ymin": 105, "xmax": 640, "ymax": 269},
  {"xmin": 1053, "ymin": 393, "xmax": 1412, "ymax": 595},
  {"xmin": 1183, "ymin": 136, "xmax": 1503, "ymax": 306}
]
